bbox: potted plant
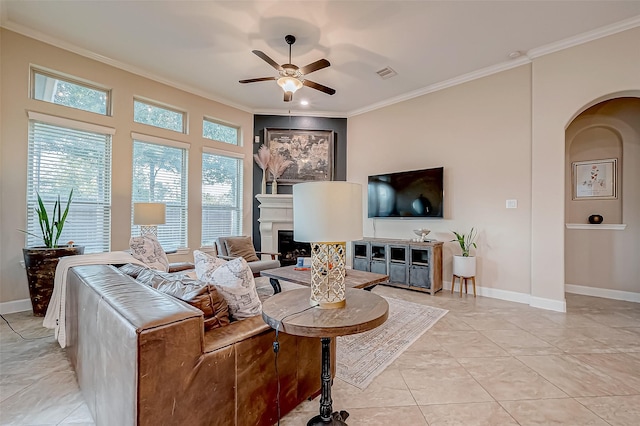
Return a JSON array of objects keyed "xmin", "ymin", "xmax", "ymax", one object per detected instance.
[
  {"xmin": 451, "ymin": 228, "xmax": 477, "ymax": 277},
  {"xmin": 22, "ymin": 190, "xmax": 84, "ymax": 316}
]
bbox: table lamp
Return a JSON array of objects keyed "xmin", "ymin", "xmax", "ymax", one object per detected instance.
[
  {"xmin": 293, "ymin": 182, "xmax": 363, "ymax": 309},
  {"xmin": 133, "ymin": 202, "xmax": 166, "ymax": 236}
]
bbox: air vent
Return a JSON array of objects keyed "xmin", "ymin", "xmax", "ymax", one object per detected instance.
[{"xmin": 376, "ymin": 67, "xmax": 397, "ymax": 79}]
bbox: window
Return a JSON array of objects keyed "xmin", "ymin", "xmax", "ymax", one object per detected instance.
[
  {"xmin": 203, "ymin": 118, "xmax": 239, "ymax": 145},
  {"xmin": 202, "ymin": 149, "xmax": 243, "ymax": 246},
  {"xmin": 131, "ymin": 137, "xmax": 188, "ymax": 251},
  {"xmin": 133, "ymin": 99, "xmax": 186, "ymax": 133},
  {"xmin": 26, "ymin": 112, "xmax": 112, "ymax": 253},
  {"xmin": 31, "ymin": 68, "xmax": 110, "ymax": 115}
]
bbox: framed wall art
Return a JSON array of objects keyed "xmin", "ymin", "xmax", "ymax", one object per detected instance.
[
  {"xmin": 265, "ymin": 128, "xmax": 334, "ymax": 183},
  {"xmin": 572, "ymin": 158, "xmax": 617, "ymax": 200}
]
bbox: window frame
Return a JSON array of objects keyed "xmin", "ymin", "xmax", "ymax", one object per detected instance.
[
  {"xmin": 30, "ymin": 67, "xmax": 112, "ymax": 116},
  {"xmin": 26, "ymin": 111, "xmax": 114, "ymax": 253},
  {"xmin": 133, "ymin": 97, "xmax": 187, "ymax": 134},
  {"xmin": 131, "ymin": 133, "xmax": 190, "ymax": 251},
  {"xmin": 201, "ymin": 147, "xmax": 244, "ymax": 246},
  {"xmin": 202, "ymin": 116, "xmax": 241, "ymax": 146}
]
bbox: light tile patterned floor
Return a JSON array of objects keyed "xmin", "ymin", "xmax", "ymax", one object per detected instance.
[{"xmin": 1, "ymin": 283, "xmax": 639, "ymax": 425}]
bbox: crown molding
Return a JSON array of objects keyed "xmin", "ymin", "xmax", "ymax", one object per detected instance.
[
  {"xmin": 4, "ymin": 13, "xmax": 639, "ymax": 120},
  {"xmin": 348, "ymin": 15, "xmax": 640, "ymax": 117},
  {"xmin": 253, "ymin": 109, "xmax": 347, "ymax": 118},
  {"xmin": 528, "ymin": 14, "xmax": 640, "ymax": 58},
  {"xmin": 1, "ymin": 21, "xmax": 254, "ymax": 114},
  {"xmin": 347, "ymin": 56, "xmax": 531, "ymax": 117}
]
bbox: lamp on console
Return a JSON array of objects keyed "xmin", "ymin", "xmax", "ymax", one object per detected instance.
[
  {"xmin": 293, "ymin": 182, "xmax": 363, "ymax": 309},
  {"xmin": 133, "ymin": 202, "xmax": 166, "ymax": 236}
]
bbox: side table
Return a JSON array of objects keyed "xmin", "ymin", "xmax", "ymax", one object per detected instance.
[{"xmin": 262, "ymin": 288, "xmax": 389, "ymax": 425}]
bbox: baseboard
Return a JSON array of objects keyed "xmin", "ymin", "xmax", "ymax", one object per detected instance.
[
  {"xmin": 476, "ymin": 286, "xmax": 532, "ymax": 305},
  {"xmin": 565, "ymin": 283, "xmax": 640, "ymax": 303},
  {"xmin": 529, "ymin": 296, "xmax": 567, "ymax": 313},
  {"xmin": 444, "ymin": 280, "xmax": 531, "ymax": 305},
  {"xmin": 0, "ymin": 298, "xmax": 32, "ymax": 315}
]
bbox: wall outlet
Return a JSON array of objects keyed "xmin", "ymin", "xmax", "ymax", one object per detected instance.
[
  {"xmin": 506, "ymin": 199, "xmax": 518, "ymax": 209},
  {"xmin": 254, "ymin": 135, "xmax": 260, "ymax": 143}
]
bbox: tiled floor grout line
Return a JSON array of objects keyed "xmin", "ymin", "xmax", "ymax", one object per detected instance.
[{"xmin": 3, "ymin": 290, "xmax": 640, "ymax": 425}]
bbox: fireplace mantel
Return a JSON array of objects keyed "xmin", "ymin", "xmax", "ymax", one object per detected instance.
[{"xmin": 256, "ymin": 194, "xmax": 293, "ymax": 255}]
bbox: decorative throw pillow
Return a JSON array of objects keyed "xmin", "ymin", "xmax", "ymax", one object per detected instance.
[
  {"xmin": 193, "ymin": 250, "xmax": 227, "ymax": 282},
  {"xmin": 136, "ymin": 269, "xmax": 230, "ymax": 330},
  {"xmin": 201, "ymin": 257, "xmax": 261, "ymax": 320},
  {"xmin": 224, "ymin": 236, "xmax": 260, "ymax": 263},
  {"xmin": 129, "ymin": 234, "xmax": 170, "ymax": 272}
]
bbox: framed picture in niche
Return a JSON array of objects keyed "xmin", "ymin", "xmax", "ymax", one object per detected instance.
[
  {"xmin": 572, "ymin": 158, "xmax": 617, "ymax": 200},
  {"xmin": 265, "ymin": 128, "xmax": 334, "ymax": 184}
]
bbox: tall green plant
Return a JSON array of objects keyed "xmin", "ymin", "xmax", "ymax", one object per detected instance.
[
  {"xmin": 25, "ymin": 190, "xmax": 74, "ymax": 248},
  {"xmin": 451, "ymin": 227, "xmax": 477, "ymax": 257}
]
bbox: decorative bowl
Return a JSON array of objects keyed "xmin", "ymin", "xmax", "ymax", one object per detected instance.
[{"xmin": 413, "ymin": 228, "xmax": 431, "ymax": 237}]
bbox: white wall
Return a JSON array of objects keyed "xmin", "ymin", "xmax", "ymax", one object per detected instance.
[
  {"xmin": 349, "ymin": 26, "xmax": 640, "ymax": 310},
  {"xmin": 0, "ymin": 29, "xmax": 254, "ymax": 308},
  {"xmin": 531, "ymin": 26, "xmax": 640, "ymax": 309},
  {"xmin": 348, "ymin": 65, "xmax": 533, "ymax": 301}
]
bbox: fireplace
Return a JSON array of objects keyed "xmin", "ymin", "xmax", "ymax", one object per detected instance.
[{"xmin": 278, "ymin": 230, "xmax": 311, "ymax": 266}]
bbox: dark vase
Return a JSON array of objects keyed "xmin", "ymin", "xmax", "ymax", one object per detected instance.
[
  {"xmin": 22, "ymin": 246, "xmax": 85, "ymax": 316},
  {"xmin": 588, "ymin": 214, "xmax": 604, "ymax": 224}
]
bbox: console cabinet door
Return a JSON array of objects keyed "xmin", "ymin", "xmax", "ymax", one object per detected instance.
[
  {"xmin": 352, "ymin": 242, "xmax": 370, "ymax": 271},
  {"xmin": 370, "ymin": 244, "xmax": 388, "ymax": 275},
  {"xmin": 389, "ymin": 262, "xmax": 407, "ymax": 283},
  {"xmin": 388, "ymin": 245, "xmax": 408, "ymax": 284},
  {"xmin": 409, "ymin": 266, "xmax": 431, "ymax": 289}
]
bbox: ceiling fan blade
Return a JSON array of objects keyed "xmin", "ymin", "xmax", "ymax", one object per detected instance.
[
  {"xmin": 300, "ymin": 59, "xmax": 330, "ymax": 75},
  {"xmin": 284, "ymin": 91, "xmax": 293, "ymax": 102},
  {"xmin": 239, "ymin": 77, "xmax": 277, "ymax": 84},
  {"xmin": 252, "ymin": 50, "xmax": 282, "ymax": 71},
  {"xmin": 303, "ymin": 79, "xmax": 336, "ymax": 95}
]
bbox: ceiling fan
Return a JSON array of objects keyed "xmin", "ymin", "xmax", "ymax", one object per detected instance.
[{"xmin": 239, "ymin": 35, "xmax": 336, "ymax": 102}]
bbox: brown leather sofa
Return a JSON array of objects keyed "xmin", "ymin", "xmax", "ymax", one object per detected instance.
[{"xmin": 64, "ymin": 264, "xmax": 325, "ymax": 426}]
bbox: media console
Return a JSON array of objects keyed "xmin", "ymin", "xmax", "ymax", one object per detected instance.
[{"xmin": 352, "ymin": 238, "xmax": 443, "ymax": 295}]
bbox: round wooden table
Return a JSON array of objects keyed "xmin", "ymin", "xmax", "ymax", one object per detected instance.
[{"xmin": 262, "ymin": 287, "xmax": 389, "ymax": 425}]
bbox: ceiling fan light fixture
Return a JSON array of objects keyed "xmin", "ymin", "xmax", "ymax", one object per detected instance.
[{"xmin": 277, "ymin": 76, "xmax": 303, "ymax": 93}]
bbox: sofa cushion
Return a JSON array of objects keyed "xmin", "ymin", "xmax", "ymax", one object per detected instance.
[
  {"xmin": 136, "ymin": 269, "xmax": 230, "ymax": 330},
  {"xmin": 118, "ymin": 263, "xmax": 149, "ymax": 278},
  {"xmin": 129, "ymin": 234, "xmax": 169, "ymax": 272},
  {"xmin": 224, "ymin": 236, "xmax": 260, "ymax": 263},
  {"xmin": 195, "ymin": 253, "xmax": 262, "ymax": 320}
]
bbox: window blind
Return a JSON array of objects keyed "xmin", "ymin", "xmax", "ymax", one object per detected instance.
[
  {"xmin": 201, "ymin": 152, "xmax": 243, "ymax": 246},
  {"xmin": 27, "ymin": 119, "xmax": 112, "ymax": 253},
  {"xmin": 132, "ymin": 140, "xmax": 188, "ymax": 251}
]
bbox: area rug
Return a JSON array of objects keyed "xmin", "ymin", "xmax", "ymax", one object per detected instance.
[{"xmin": 336, "ymin": 296, "xmax": 448, "ymax": 390}]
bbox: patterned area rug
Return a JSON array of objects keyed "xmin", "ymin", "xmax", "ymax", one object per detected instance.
[{"xmin": 336, "ymin": 296, "xmax": 448, "ymax": 390}]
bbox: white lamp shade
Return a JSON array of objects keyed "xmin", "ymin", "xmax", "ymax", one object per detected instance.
[
  {"xmin": 293, "ymin": 182, "xmax": 363, "ymax": 243},
  {"xmin": 133, "ymin": 203, "xmax": 166, "ymax": 225}
]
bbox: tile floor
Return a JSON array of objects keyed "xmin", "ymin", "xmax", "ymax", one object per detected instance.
[{"xmin": 1, "ymin": 283, "xmax": 639, "ymax": 425}]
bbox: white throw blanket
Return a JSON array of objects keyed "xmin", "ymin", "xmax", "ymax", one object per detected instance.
[{"xmin": 43, "ymin": 251, "xmax": 147, "ymax": 348}]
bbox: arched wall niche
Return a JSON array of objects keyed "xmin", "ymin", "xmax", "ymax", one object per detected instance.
[
  {"xmin": 565, "ymin": 124, "xmax": 623, "ymax": 224},
  {"xmin": 564, "ymin": 90, "xmax": 640, "ymax": 127},
  {"xmin": 564, "ymin": 96, "xmax": 640, "ymax": 296}
]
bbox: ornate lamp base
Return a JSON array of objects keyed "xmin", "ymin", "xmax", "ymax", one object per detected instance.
[
  {"xmin": 139, "ymin": 225, "xmax": 158, "ymax": 236},
  {"xmin": 309, "ymin": 242, "xmax": 347, "ymax": 309}
]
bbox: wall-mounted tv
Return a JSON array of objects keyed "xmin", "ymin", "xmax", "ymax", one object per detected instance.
[{"xmin": 368, "ymin": 167, "xmax": 444, "ymax": 218}]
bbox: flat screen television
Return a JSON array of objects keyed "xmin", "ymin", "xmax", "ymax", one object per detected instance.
[{"xmin": 368, "ymin": 167, "xmax": 444, "ymax": 218}]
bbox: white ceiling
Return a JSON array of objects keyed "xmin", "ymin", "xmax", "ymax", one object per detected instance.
[{"xmin": 2, "ymin": 1, "xmax": 640, "ymax": 117}]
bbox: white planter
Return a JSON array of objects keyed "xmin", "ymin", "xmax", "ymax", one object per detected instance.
[{"xmin": 453, "ymin": 255, "xmax": 476, "ymax": 277}]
